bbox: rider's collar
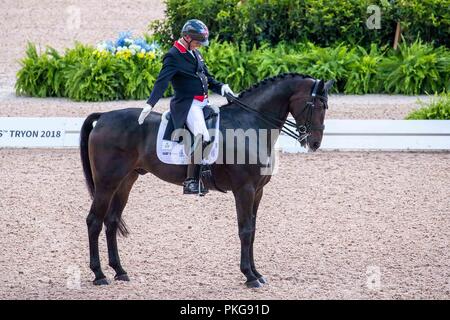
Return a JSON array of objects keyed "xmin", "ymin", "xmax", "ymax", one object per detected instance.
[{"xmin": 174, "ymin": 40, "xmax": 187, "ymax": 53}]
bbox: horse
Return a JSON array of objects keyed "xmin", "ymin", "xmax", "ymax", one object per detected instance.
[{"xmin": 80, "ymin": 73, "xmax": 334, "ymax": 288}]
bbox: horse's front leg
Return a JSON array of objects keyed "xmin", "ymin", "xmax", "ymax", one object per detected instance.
[
  {"xmin": 250, "ymin": 188, "xmax": 267, "ymax": 284},
  {"xmin": 233, "ymin": 185, "xmax": 262, "ymax": 288}
]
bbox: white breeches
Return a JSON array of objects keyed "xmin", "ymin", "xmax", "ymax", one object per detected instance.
[{"xmin": 185, "ymin": 98, "xmax": 211, "ymax": 142}]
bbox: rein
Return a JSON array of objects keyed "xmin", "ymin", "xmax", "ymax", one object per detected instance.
[{"xmin": 225, "ymin": 79, "xmax": 328, "ymax": 142}]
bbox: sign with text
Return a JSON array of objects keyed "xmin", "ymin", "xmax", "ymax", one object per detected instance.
[{"xmin": 0, "ymin": 117, "xmax": 84, "ymax": 148}]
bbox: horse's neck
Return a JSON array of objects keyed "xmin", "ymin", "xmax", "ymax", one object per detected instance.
[
  {"xmin": 231, "ymin": 92, "xmax": 290, "ymax": 155},
  {"xmin": 240, "ymin": 92, "xmax": 291, "ymax": 130}
]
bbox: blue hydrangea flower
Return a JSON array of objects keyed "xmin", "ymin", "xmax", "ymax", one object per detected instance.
[
  {"xmin": 116, "ymin": 31, "xmax": 133, "ymax": 48},
  {"xmin": 148, "ymin": 41, "xmax": 160, "ymax": 52},
  {"xmin": 105, "ymin": 40, "xmax": 115, "ymax": 53},
  {"xmin": 96, "ymin": 32, "xmax": 161, "ymax": 56},
  {"xmin": 133, "ymin": 38, "xmax": 150, "ymax": 52}
]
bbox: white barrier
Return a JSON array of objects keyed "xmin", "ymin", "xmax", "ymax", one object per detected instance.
[
  {"xmin": 0, "ymin": 117, "xmax": 449, "ymax": 151},
  {"xmin": 277, "ymin": 119, "xmax": 450, "ymax": 152}
]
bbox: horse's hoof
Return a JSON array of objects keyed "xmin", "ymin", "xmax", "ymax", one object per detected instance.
[
  {"xmin": 258, "ymin": 276, "xmax": 268, "ymax": 284},
  {"xmin": 93, "ymin": 277, "xmax": 109, "ymax": 286},
  {"xmin": 114, "ymin": 273, "xmax": 130, "ymax": 282},
  {"xmin": 245, "ymin": 279, "xmax": 263, "ymax": 288}
]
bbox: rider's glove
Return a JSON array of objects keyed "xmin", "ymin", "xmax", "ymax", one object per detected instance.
[
  {"xmin": 221, "ymin": 84, "xmax": 237, "ymax": 97},
  {"xmin": 138, "ymin": 104, "xmax": 154, "ymax": 125}
]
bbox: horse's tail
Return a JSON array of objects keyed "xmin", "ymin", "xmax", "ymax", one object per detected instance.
[{"xmin": 80, "ymin": 112, "xmax": 102, "ymax": 200}]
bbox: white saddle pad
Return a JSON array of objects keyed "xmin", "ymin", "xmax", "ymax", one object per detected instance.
[{"xmin": 156, "ymin": 106, "xmax": 220, "ymax": 165}]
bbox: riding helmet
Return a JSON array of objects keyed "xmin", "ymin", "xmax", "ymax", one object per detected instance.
[{"xmin": 181, "ymin": 19, "xmax": 209, "ymax": 46}]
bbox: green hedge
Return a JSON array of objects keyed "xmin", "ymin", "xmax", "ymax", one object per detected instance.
[
  {"xmin": 150, "ymin": 0, "xmax": 450, "ymax": 49},
  {"xmin": 406, "ymin": 93, "xmax": 450, "ymax": 120},
  {"xmin": 15, "ymin": 39, "xmax": 450, "ymax": 101}
]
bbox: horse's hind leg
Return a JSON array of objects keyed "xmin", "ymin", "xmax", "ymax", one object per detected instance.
[
  {"xmin": 104, "ymin": 171, "xmax": 139, "ymax": 281},
  {"xmin": 87, "ymin": 186, "xmax": 117, "ymax": 285}
]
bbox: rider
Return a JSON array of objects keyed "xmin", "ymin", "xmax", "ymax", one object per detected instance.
[{"xmin": 138, "ymin": 19, "xmax": 236, "ymax": 195}]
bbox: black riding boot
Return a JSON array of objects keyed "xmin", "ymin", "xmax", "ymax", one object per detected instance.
[{"xmin": 183, "ymin": 140, "xmax": 209, "ymax": 195}]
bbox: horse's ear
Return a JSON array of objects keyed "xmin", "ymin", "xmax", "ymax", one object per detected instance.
[
  {"xmin": 317, "ymin": 79, "xmax": 325, "ymax": 92},
  {"xmin": 324, "ymin": 80, "xmax": 335, "ymax": 92}
]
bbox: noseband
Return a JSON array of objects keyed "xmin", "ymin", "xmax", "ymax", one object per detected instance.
[{"xmin": 225, "ymin": 79, "xmax": 328, "ymax": 142}]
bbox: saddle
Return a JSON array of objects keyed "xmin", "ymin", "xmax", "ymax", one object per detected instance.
[
  {"xmin": 163, "ymin": 105, "xmax": 219, "ymax": 143},
  {"xmin": 156, "ymin": 105, "xmax": 220, "ymax": 165}
]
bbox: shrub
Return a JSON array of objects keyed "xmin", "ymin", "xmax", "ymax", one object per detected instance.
[
  {"xmin": 394, "ymin": 0, "xmax": 450, "ymax": 48},
  {"xmin": 119, "ymin": 52, "xmax": 163, "ymax": 100},
  {"xmin": 201, "ymin": 40, "xmax": 257, "ymax": 92},
  {"xmin": 16, "ymin": 43, "xmax": 65, "ymax": 98},
  {"xmin": 297, "ymin": 43, "xmax": 359, "ymax": 93},
  {"xmin": 64, "ymin": 53, "xmax": 126, "ymax": 102},
  {"xmin": 344, "ymin": 44, "xmax": 387, "ymax": 94},
  {"xmin": 377, "ymin": 39, "xmax": 450, "ymax": 95},
  {"xmin": 15, "ymin": 33, "xmax": 170, "ymax": 102},
  {"xmin": 406, "ymin": 93, "xmax": 450, "ymax": 120},
  {"xmin": 203, "ymin": 39, "xmax": 449, "ymax": 95},
  {"xmin": 250, "ymin": 42, "xmax": 303, "ymax": 80},
  {"xmin": 149, "ymin": 0, "xmax": 450, "ymax": 49}
]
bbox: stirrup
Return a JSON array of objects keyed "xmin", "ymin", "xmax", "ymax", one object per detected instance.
[
  {"xmin": 183, "ymin": 178, "xmax": 198, "ymax": 194},
  {"xmin": 183, "ymin": 178, "xmax": 208, "ymax": 195}
]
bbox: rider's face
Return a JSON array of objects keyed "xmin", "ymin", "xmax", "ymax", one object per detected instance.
[
  {"xmin": 184, "ymin": 36, "xmax": 202, "ymax": 49},
  {"xmin": 190, "ymin": 40, "xmax": 202, "ymax": 49}
]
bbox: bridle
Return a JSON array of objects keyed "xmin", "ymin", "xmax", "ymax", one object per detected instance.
[
  {"xmin": 225, "ymin": 79, "xmax": 328, "ymax": 143},
  {"xmin": 290, "ymin": 79, "xmax": 329, "ymax": 142}
]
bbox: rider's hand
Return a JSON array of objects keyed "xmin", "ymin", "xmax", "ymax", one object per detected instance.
[
  {"xmin": 221, "ymin": 84, "xmax": 237, "ymax": 97},
  {"xmin": 138, "ymin": 104, "xmax": 154, "ymax": 125}
]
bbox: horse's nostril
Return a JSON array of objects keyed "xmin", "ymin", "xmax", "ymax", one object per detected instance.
[{"xmin": 313, "ymin": 142, "xmax": 320, "ymax": 149}]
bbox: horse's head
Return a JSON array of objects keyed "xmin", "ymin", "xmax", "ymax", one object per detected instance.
[{"xmin": 289, "ymin": 78, "xmax": 334, "ymax": 152}]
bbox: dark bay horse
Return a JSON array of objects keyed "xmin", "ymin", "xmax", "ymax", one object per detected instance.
[{"xmin": 80, "ymin": 73, "xmax": 334, "ymax": 288}]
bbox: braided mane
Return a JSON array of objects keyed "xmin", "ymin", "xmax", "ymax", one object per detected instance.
[{"xmin": 236, "ymin": 72, "xmax": 313, "ymax": 99}]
